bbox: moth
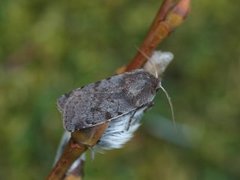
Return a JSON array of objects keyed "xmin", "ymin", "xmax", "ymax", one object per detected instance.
[{"xmin": 55, "ymin": 50, "xmax": 173, "ymax": 161}]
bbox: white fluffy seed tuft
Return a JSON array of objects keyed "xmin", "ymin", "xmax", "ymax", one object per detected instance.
[
  {"xmin": 94, "ymin": 107, "xmax": 146, "ymax": 151},
  {"xmin": 144, "ymin": 51, "xmax": 174, "ymax": 77}
]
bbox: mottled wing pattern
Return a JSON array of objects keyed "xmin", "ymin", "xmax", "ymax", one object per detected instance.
[{"xmin": 58, "ymin": 69, "xmax": 159, "ymax": 132}]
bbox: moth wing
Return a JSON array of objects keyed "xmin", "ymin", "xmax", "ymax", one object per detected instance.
[{"xmin": 62, "ymin": 74, "xmax": 136, "ymax": 132}]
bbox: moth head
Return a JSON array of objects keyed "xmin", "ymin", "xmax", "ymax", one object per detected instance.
[{"xmin": 143, "ymin": 51, "xmax": 176, "ymax": 127}]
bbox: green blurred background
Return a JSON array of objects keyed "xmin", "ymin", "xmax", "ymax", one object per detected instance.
[{"xmin": 0, "ymin": 0, "xmax": 240, "ymax": 179}]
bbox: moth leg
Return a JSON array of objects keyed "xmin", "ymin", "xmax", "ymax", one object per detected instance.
[
  {"xmin": 144, "ymin": 101, "xmax": 154, "ymax": 112},
  {"xmin": 126, "ymin": 102, "xmax": 155, "ymax": 130},
  {"xmin": 126, "ymin": 111, "xmax": 137, "ymax": 131}
]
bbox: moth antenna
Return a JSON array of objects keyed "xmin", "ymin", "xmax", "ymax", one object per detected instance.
[
  {"xmin": 159, "ymin": 82, "xmax": 176, "ymax": 129},
  {"xmin": 135, "ymin": 47, "xmax": 158, "ymax": 78}
]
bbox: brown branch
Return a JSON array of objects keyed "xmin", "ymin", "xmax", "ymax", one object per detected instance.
[
  {"xmin": 123, "ymin": 0, "xmax": 190, "ymax": 72},
  {"xmin": 48, "ymin": 0, "xmax": 190, "ymax": 179},
  {"xmin": 47, "ymin": 123, "xmax": 109, "ymax": 180},
  {"xmin": 47, "ymin": 137, "xmax": 87, "ymax": 180}
]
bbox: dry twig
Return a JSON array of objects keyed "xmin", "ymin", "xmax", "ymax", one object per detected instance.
[{"xmin": 123, "ymin": 0, "xmax": 190, "ymax": 72}]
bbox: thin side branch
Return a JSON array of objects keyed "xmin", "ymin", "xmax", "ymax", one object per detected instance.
[{"xmin": 64, "ymin": 157, "xmax": 85, "ymax": 180}]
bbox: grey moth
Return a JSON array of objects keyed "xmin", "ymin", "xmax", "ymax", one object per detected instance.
[{"xmin": 56, "ymin": 50, "xmax": 173, "ymax": 153}]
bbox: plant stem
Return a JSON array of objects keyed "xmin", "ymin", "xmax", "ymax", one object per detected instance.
[{"xmin": 124, "ymin": 0, "xmax": 190, "ymax": 72}]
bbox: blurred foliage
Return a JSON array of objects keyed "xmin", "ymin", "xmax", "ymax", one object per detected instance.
[{"xmin": 0, "ymin": 0, "xmax": 240, "ymax": 179}]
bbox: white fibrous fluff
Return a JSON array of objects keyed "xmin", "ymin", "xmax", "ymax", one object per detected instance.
[
  {"xmin": 94, "ymin": 106, "xmax": 147, "ymax": 151},
  {"xmin": 144, "ymin": 51, "xmax": 174, "ymax": 77}
]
